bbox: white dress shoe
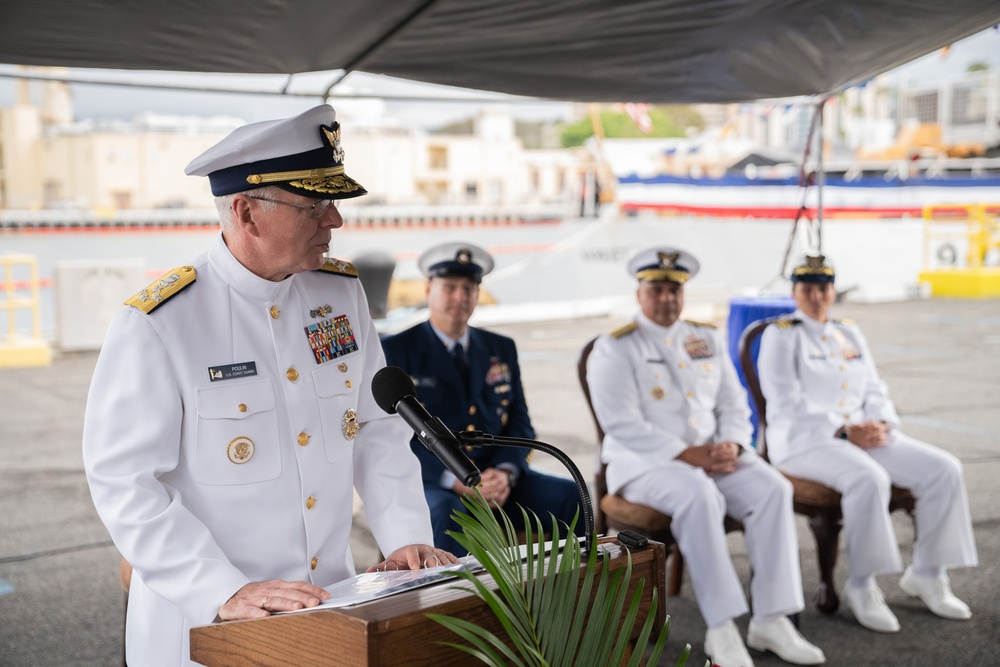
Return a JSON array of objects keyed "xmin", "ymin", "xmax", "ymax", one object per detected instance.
[
  {"xmin": 705, "ymin": 620, "xmax": 755, "ymax": 667},
  {"xmin": 747, "ymin": 616, "xmax": 826, "ymax": 665},
  {"xmin": 844, "ymin": 584, "xmax": 900, "ymax": 633},
  {"xmin": 899, "ymin": 566, "xmax": 972, "ymax": 620}
]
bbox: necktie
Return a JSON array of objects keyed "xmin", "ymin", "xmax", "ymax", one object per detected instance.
[{"xmin": 452, "ymin": 342, "xmax": 470, "ymax": 393}]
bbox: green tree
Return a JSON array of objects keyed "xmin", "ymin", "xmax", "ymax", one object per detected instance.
[
  {"xmin": 433, "ymin": 119, "xmax": 475, "ymax": 135},
  {"xmin": 560, "ymin": 105, "xmax": 704, "ymax": 148}
]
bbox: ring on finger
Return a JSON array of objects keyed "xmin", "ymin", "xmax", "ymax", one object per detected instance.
[{"xmin": 260, "ymin": 596, "xmax": 270, "ymax": 609}]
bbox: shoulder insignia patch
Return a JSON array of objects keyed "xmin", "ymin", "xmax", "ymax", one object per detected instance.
[
  {"xmin": 773, "ymin": 318, "xmax": 801, "ymax": 329},
  {"xmin": 317, "ymin": 258, "xmax": 358, "ymax": 278},
  {"xmin": 123, "ymin": 266, "xmax": 196, "ymax": 314},
  {"xmin": 833, "ymin": 317, "xmax": 855, "ymax": 325},
  {"xmin": 684, "ymin": 319, "xmax": 717, "ymax": 329},
  {"xmin": 610, "ymin": 322, "xmax": 638, "ymax": 339}
]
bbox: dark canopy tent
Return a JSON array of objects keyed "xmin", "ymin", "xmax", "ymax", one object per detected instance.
[{"xmin": 1, "ymin": 0, "xmax": 998, "ymax": 103}]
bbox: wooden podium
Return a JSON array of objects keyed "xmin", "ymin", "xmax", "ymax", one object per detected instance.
[{"xmin": 191, "ymin": 537, "xmax": 666, "ymax": 666}]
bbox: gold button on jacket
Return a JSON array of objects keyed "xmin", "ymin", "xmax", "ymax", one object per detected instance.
[
  {"xmin": 82, "ymin": 237, "xmax": 435, "ymax": 667},
  {"xmin": 757, "ymin": 313, "xmax": 903, "ymax": 469},
  {"xmin": 286, "ymin": 368, "xmax": 299, "ymax": 382}
]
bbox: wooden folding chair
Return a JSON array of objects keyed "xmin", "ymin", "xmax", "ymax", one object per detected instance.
[
  {"xmin": 737, "ymin": 317, "xmax": 915, "ymax": 613},
  {"xmin": 577, "ymin": 336, "xmax": 743, "ymax": 596},
  {"xmin": 119, "ymin": 556, "xmax": 131, "ymax": 666}
]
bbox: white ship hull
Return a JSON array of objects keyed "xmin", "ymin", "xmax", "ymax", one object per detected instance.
[
  {"xmin": 4, "ymin": 209, "xmax": 967, "ymax": 343},
  {"xmin": 616, "ymin": 171, "xmax": 1000, "ymax": 219}
]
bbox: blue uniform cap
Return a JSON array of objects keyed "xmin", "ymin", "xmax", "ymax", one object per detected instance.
[
  {"xmin": 184, "ymin": 104, "xmax": 366, "ymax": 200},
  {"xmin": 418, "ymin": 242, "xmax": 495, "ymax": 283},
  {"xmin": 627, "ymin": 246, "xmax": 700, "ymax": 284},
  {"xmin": 791, "ymin": 255, "xmax": 836, "ymax": 284}
]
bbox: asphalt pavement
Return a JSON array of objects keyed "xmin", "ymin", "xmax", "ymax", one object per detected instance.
[{"xmin": 1, "ymin": 297, "xmax": 997, "ymax": 666}]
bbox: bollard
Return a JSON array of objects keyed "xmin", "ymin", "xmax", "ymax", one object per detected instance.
[{"xmin": 352, "ymin": 252, "xmax": 396, "ymax": 320}]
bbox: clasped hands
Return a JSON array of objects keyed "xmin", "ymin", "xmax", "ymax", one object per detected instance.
[
  {"xmin": 843, "ymin": 421, "xmax": 888, "ymax": 449},
  {"xmin": 453, "ymin": 466, "xmax": 512, "ymax": 507},
  {"xmin": 217, "ymin": 544, "xmax": 459, "ymax": 621},
  {"xmin": 676, "ymin": 440, "xmax": 741, "ymax": 475}
]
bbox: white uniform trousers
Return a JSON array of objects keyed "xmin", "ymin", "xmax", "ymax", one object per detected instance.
[
  {"xmin": 620, "ymin": 454, "xmax": 804, "ymax": 627},
  {"xmin": 778, "ymin": 431, "xmax": 978, "ymax": 579}
]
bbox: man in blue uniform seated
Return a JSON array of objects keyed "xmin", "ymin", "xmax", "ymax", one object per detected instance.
[{"xmin": 381, "ymin": 242, "xmax": 582, "ymax": 555}]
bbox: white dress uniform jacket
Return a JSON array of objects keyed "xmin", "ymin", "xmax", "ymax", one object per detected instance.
[
  {"xmin": 83, "ymin": 234, "xmax": 433, "ymax": 667},
  {"xmin": 756, "ymin": 311, "xmax": 898, "ymax": 467},
  {"xmin": 758, "ymin": 310, "xmax": 977, "ymax": 577},
  {"xmin": 587, "ymin": 313, "xmax": 806, "ymax": 627},
  {"xmin": 588, "ymin": 313, "xmax": 753, "ymax": 496}
]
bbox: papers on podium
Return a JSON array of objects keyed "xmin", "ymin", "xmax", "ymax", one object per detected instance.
[
  {"xmin": 279, "ymin": 559, "xmax": 482, "ymax": 614},
  {"xmin": 278, "ymin": 538, "xmax": 592, "ymax": 615}
]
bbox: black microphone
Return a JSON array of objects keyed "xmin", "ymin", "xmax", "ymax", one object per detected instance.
[{"xmin": 372, "ymin": 365, "xmax": 482, "ymax": 488}]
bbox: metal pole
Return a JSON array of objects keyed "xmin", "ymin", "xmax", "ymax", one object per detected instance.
[{"xmin": 817, "ymin": 98, "xmax": 825, "ymax": 253}]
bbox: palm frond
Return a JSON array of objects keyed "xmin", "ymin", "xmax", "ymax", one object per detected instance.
[
  {"xmin": 573, "ymin": 555, "xmax": 617, "ymax": 660},
  {"xmin": 427, "ymin": 614, "xmax": 525, "ymax": 667},
  {"xmin": 430, "ymin": 492, "xmax": 687, "ymax": 667},
  {"xmin": 554, "ymin": 533, "xmax": 596, "ymax": 667}
]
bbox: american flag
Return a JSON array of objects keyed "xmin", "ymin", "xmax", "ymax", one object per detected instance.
[{"xmin": 624, "ymin": 103, "xmax": 652, "ymax": 134}]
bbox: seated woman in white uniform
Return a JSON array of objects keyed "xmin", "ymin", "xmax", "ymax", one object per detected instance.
[{"xmin": 757, "ymin": 255, "xmax": 978, "ymax": 633}]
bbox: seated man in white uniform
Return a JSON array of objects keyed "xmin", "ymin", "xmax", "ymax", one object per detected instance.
[
  {"xmin": 757, "ymin": 255, "xmax": 977, "ymax": 633},
  {"xmin": 82, "ymin": 105, "xmax": 455, "ymax": 667},
  {"xmin": 586, "ymin": 247, "xmax": 825, "ymax": 667}
]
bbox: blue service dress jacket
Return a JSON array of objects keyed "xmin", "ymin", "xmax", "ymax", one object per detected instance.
[
  {"xmin": 381, "ymin": 320, "xmax": 532, "ymax": 481},
  {"xmin": 382, "ymin": 320, "xmax": 582, "ymax": 554}
]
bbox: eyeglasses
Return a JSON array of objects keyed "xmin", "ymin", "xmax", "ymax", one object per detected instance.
[{"xmin": 246, "ymin": 195, "xmax": 338, "ymax": 219}]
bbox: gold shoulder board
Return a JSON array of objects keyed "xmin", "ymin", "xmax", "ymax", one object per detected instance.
[
  {"xmin": 318, "ymin": 258, "xmax": 359, "ymax": 278},
  {"xmin": 834, "ymin": 317, "xmax": 855, "ymax": 325},
  {"xmin": 123, "ymin": 266, "xmax": 196, "ymax": 314},
  {"xmin": 684, "ymin": 319, "xmax": 717, "ymax": 329},
  {"xmin": 610, "ymin": 322, "xmax": 638, "ymax": 339},
  {"xmin": 773, "ymin": 318, "xmax": 801, "ymax": 329}
]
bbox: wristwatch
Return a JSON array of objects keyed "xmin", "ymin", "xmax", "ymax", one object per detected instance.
[{"xmin": 499, "ymin": 467, "xmax": 517, "ymax": 488}]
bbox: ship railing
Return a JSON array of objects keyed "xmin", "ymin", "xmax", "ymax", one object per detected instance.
[{"xmin": 0, "ymin": 203, "xmax": 575, "ymax": 231}]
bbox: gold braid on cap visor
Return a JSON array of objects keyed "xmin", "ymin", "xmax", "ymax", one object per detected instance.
[
  {"xmin": 246, "ymin": 165, "xmax": 345, "ymax": 185},
  {"xmin": 792, "ymin": 266, "xmax": 835, "ymax": 277},
  {"xmin": 636, "ymin": 268, "xmax": 690, "ymax": 283},
  {"xmin": 290, "ymin": 174, "xmax": 364, "ymax": 194}
]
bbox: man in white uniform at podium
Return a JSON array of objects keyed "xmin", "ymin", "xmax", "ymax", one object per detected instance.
[{"xmin": 83, "ymin": 105, "xmax": 453, "ymax": 667}]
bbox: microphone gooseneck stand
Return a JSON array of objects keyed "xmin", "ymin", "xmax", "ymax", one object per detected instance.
[{"xmin": 455, "ymin": 430, "xmax": 596, "ymax": 554}]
